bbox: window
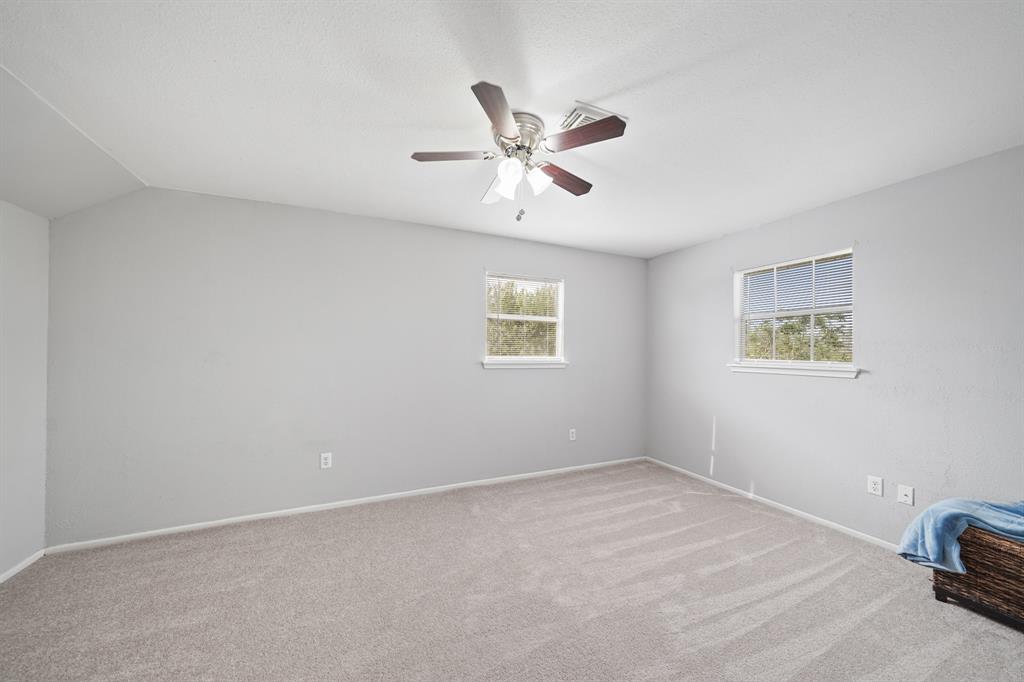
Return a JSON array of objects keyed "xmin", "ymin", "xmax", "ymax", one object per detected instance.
[
  {"xmin": 483, "ymin": 273, "xmax": 566, "ymax": 368},
  {"xmin": 728, "ymin": 250, "xmax": 858, "ymax": 378}
]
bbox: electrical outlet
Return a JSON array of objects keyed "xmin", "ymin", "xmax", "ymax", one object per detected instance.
[
  {"xmin": 320, "ymin": 452, "xmax": 332, "ymax": 469},
  {"xmin": 568, "ymin": 428, "xmax": 576, "ymax": 441},
  {"xmin": 866, "ymin": 475, "xmax": 883, "ymax": 496},
  {"xmin": 897, "ymin": 484, "xmax": 914, "ymax": 506}
]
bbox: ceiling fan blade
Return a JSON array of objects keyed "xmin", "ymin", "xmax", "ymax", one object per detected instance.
[
  {"xmin": 542, "ymin": 115, "xmax": 626, "ymax": 153},
  {"xmin": 412, "ymin": 151, "xmax": 497, "ymax": 162},
  {"xmin": 539, "ymin": 163, "xmax": 592, "ymax": 196},
  {"xmin": 470, "ymin": 82, "xmax": 520, "ymax": 141}
]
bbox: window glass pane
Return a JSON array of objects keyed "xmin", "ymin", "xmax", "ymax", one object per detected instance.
[
  {"xmin": 486, "ymin": 277, "xmax": 559, "ymax": 317},
  {"xmin": 735, "ymin": 251, "xmax": 853, "ymax": 366},
  {"xmin": 775, "ymin": 315, "xmax": 811, "ymax": 360},
  {"xmin": 743, "ymin": 269, "xmax": 774, "ymax": 314},
  {"xmin": 814, "ymin": 254, "xmax": 853, "ymax": 307},
  {"xmin": 776, "ymin": 260, "xmax": 812, "ymax": 311},
  {"xmin": 813, "ymin": 311, "xmax": 853, "ymax": 362},
  {"xmin": 742, "ymin": 318, "xmax": 773, "ymax": 359},
  {"xmin": 487, "ymin": 319, "xmax": 558, "ymax": 357}
]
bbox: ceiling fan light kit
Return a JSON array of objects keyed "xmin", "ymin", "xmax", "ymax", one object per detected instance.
[{"xmin": 411, "ymin": 82, "xmax": 627, "ymax": 212}]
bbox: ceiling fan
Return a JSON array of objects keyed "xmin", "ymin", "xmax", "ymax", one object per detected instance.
[{"xmin": 411, "ymin": 82, "xmax": 626, "ymax": 204}]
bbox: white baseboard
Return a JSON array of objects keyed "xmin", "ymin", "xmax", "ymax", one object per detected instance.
[
  {"xmin": 0, "ymin": 548, "xmax": 44, "ymax": 585},
  {"xmin": 45, "ymin": 457, "xmax": 645, "ymax": 555},
  {"xmin": 644, "ymin": 456, "xmax": 898, "ymax": 552},
  {"xmin": 23, "ymin": 455, "xmax": 896, "ymax": 568}
]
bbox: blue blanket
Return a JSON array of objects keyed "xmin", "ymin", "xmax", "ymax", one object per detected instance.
[{"xmin": 898, "ymin": 498, "xmax": 1024, "ymax": 573}]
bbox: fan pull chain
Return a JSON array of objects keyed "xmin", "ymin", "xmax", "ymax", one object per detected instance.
[{"xmin": 515, "ymin": 171, "xmax": 526, "ymax": 222}]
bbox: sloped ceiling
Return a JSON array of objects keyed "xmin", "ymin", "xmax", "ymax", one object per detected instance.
[
  {"xmin": 0, "ymin": 68, "xmax": 142, "ymax": 219},
  {"xmin": 0, "ymin": 1, "xmax": 1021, "ymax": 255}
]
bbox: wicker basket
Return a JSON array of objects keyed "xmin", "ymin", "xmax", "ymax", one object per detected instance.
[{"xmin": 932, "ymin": 526, "xmax": 1024, "ymax": 630}]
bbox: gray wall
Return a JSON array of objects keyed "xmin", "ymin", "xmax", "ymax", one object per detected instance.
[
  {"xmin": 648, "ymin": 147, "xmax": 1024, "ymax": 544},
  {"xmin": 0, "ymin": 200, "xmax": 49, "ymax": 575},
  {"xmin": 48, "ymin": 188, "xmax": 647, "ymax": 545}
]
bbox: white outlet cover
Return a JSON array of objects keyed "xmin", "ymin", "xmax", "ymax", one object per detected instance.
[
  {"xmin": 320, "ymin": 452, "xmax": 333, "ymax": 469},
  {"xmin": 568, "ymin": 428, "xmax": 576, "ymax": 441},
  {"xmin": 866, "ymin": 475, "xmax": 883, "ymax": 496},
  {"xmin": 897, "ymin": 484, "xmax": 914, "ymax": 505}
]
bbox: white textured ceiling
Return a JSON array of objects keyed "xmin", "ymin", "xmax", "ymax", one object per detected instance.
[{"xmin": 1, "ymin": 1, "xmax": 1021, "ymax": 256}]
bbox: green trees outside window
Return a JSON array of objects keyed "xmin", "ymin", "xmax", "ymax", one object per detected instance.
[
  {"xmin": 738, "ymin": 252, "xmax": 853, "ymax": 363},
  {"xmin": 486, "ymin": 276, "xmax": 562, "ymax": 358}
]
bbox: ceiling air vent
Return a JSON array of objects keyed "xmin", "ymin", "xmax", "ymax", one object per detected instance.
[{"xmin": 559, "ymin": 101, "xmax": 626, "ymax": 130}]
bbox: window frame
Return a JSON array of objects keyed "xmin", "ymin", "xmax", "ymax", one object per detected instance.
[
  {"xmin": 727, "ymin": 248, "xmax": 859, "ymax": 379},
  {"xmin": 482, "ymin": 271, "xmax": 567, "ymax": 369}
]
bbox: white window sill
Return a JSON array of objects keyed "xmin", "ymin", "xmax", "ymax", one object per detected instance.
[
  {"xmin": 482, "ymin": 358, "xmax": 569, "ymax": 369},
  {"xmin": 726, "ymin": 361, "xmax": 860, "ymax": 379}
]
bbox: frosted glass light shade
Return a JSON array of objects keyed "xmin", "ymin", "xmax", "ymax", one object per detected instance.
[
  {"xmin": 497, "ymin": 158, "xmax": 523, "ymax": 184},
  {"xmin": 527, "ymin": 166, "xmax": 553, "ymax": 195},
  {"xmin": 495, "ymin": 178, "xmax": 518, "ymax": 200}
]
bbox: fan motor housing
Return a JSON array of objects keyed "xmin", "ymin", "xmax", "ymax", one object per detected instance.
[{"xmin": 495, "ymin": 112, "xmax": 546, "ymax": 154}]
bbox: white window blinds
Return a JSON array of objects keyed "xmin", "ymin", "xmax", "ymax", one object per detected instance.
[
  {"xmin": 737, "ymin": 250, "xmax": 853, "ymax": 363},
  {"xmin": 486, "ymin": 274, "xmax": 564, "ymax": 360}
]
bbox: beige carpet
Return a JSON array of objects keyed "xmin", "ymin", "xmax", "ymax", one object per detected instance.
[{"xmin": 1, "ymin": 461, "xmax": 1021, "ymax": 681}]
